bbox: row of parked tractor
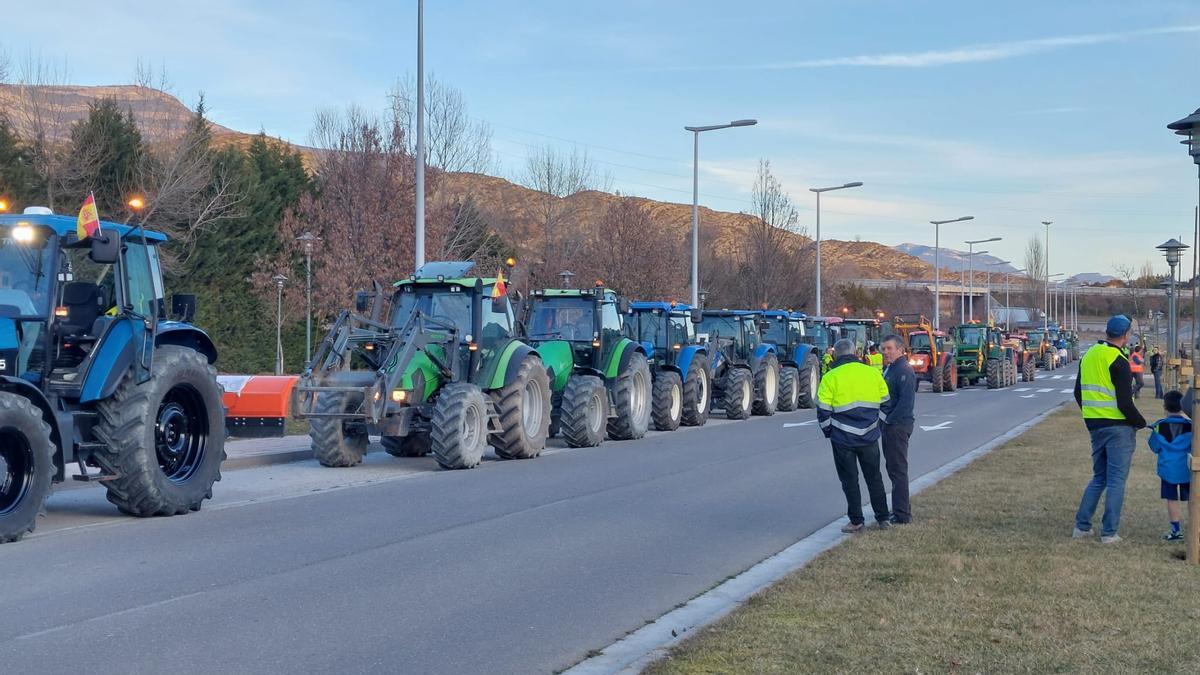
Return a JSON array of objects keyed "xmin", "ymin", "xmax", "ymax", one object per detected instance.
[{"xmin": 891, "ymin": 312, "xmax": 1081, "ymax": 393}]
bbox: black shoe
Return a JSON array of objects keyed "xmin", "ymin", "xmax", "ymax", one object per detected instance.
[
  {"xmin": 890, "ymin": 515, "xmax": 911, "ymax": 524},
  {"xmin": 876, "ymin": 519, "xmax": 891, "ymax": 530}
]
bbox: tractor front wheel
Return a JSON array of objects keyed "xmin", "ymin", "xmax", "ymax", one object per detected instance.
[
  {"xmin": 752, "ymin": 353, "xmax": 780, "ymax": 416},
  {"xmin": 561, "ymin": 374, "xmax": 607, "ymax": 448},
  {"xmin": 382, "ymin": 434, "xmax": 430, "ymax": 458},
  {"xmin": 1024, "ymin": 356, "xmax": 1037, "ymax": 382},
  {"xmin": 797, "ymin": 354, "xmax": 820, "ymax": 409},
  {"xmin": 943, "ymin": 358, "xmax": 958, "ymax": 391},
  {"xmin": 651, "ymin": 371, "xmax": 683, "ymax": 431},
  {"xmin": 490, "ymin": 356, "xmax": 552, "ymax": 460},
  {"xmin": 0, "ymin": 392, "xmax": 54, "ymax": 543},
  {"xmin": 723, "ymin": 368, "xmax": 753, "ymax": 420},
  {"xmin": 777, "ymin": 366, "xmax": 799, "ymax": 412},
  {"xmin": 94, "ymin": 346, "xmax": 226, "ymax": 516},
  {"xmin": 986, "ymin": 359, "xmax": 1001, "ymax": 389},
  {"xmin": 430, "ymin": 383, "xmax": 489, "ymax": 470},
  {"xmin": 680, "ymin": 358, "xmax": 710, "ymax": 427},
  {"xmin": 608, "ymin": 352, "xmax": 652, "ymax": 441},
  {"xmin": 310, "ymin": 392, "xmax": 369, "ymax": 467}
]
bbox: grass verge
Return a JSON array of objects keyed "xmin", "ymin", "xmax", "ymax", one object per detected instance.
[{"xmin": 647, "ymin": 400, "xmax": 1200, "ymax": 674}]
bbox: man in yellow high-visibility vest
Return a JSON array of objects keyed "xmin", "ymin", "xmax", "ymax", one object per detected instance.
[
  {"xmin": 1072, "ymin": 315, "xmax": 1147, "ymax": 544},
  {"xmin": 867, "ymin": 343, "xmax": 884, "ymax": 372}
]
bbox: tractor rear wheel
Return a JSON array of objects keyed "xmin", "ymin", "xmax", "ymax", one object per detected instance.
[
  {"xmin": 561, "ymin": 374, "xmax": 607, "ymax": 448},
  {"xmin": 309, "ymin": 392, "xmax": 369, "ymax": 467},
  {"xmin": 609, "ymin": 352, "xmax": 652, "ymax": 441},
  {"xmin": 797, "ymin": 354, "xmax": 820, "ymax": 409},
  {"xmin": 680, "ymin": 357, "xmax": 710, "ymax": 427},
  {"xmin": 430, "ymin": 383, "xmax": 489, "ymax": 470},
  {"xmin": 382, "ymin": 434, "xmax": 430, "ymax": 457},
  {"xmin": 943, "ymin": 358, "xmax": 958, "ymax": 391},
  {"xmin": 723, "ymin": 367, "xmax": 753, "ymax": 420},
  {"xmin": 93, "ymin": 346, "xmax": 227, "ymax": 516},
  {"xmin": 491, "ymin": 356, "xmax": 552, "ymax": 460},
  {"xmin": 777, "ymin": 366, "xmax": 799, "ymax": 412},
  {"xmin": 0, "ymin": 392, "xmax": 54, "ymax": 543},
  {"xmin": 986, "ymin": 359, "xmax": 1001, "ymax": 389},
  {"xmin": 651, "ymin": 371, "xmax": 683, "ymax": 431},
  {"xmin": 1024, "ymin": 356, "xmax": 1037, "ymax": 382},
  {"xmin": 930, "ymin": 364, "xmax": 944, "ymax": 393},
  {"xmin": 752, "ymin": 353, "xmax": 780, "ymax": 416}
]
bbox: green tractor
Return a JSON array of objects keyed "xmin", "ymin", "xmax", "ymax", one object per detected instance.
[
  {"xmin": 520, "ymin": 283, "xmax": 651, "ymax": 447},
  {"xmin": 1026, "ymin": 328, "xmax": 1058, "ymax": 370},
  {"xmin": 952, "ymin": 323, "xmax": 1017, "ymax": 389},
  {"xmin": 292, "ymin": 262, "xmax": 551, "ymax": 470}
]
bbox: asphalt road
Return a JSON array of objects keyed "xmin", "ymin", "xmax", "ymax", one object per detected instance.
[{"xmin": 0, "ymin": 375, "xmax": 1076, "ymax": 674}]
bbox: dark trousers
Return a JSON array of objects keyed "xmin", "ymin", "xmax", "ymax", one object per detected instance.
[
  {"xmin": 831, "ymin": 441, "xmax": 890, "ymax": 525},
  {"xmin": 1153, "ymin": 371, "xmax": 1163, "ymax": 399},
  {"xmin": 882, "ymin": 421, "xmax": 914, "ymax": 522},
  {"xmin": 1133, "ymin": 373, "xmax": 1144, "ymax": 399}
]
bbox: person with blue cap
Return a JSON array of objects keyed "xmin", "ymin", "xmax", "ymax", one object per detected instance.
[{"xmin": 1072, "ymin": 314, "xmax": 1147, "ymax": 544}]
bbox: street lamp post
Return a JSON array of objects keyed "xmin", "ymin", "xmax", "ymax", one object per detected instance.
[
  {"xmin": 1005, "ymin": 267, "xmax": 1026, "ymax": 332},
  {"xmin": 272, "ymin": 273, "xmax": 288, "ymax": 375},
  {"xmin": 686, "ymin": 119, "xmax": 757, "ymax": 307},
  {"xmin": 1046, "ymin": 272, "xmax": 1064, "ymax": 327},
  {"xmin": 414, "ymin": 0, "xmax": 426, "ymax": 270},
  {"xmin": 1042, "ymin": 221, "xmax": 1053, "ymax": 330},
  {"xmin": 810, "ymin": 181, "xmax": 864, "ymax": 315},
  {"xmin": 930, "ymin": 216, "xmax": 974, "ymax": 330},
  {"xmin": 965, "ymin": 237, "xmax": 1001, "ymax": 322},
  {"xmin": 296, "ymin": 231, "xmax": 320, "ymax": 363},
  {"xmin": 1159, "ymin": 239, "xmax": 1189, "ymax": 361}
]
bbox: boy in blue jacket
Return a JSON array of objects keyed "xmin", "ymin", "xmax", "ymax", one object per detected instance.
[{"xmin": 1148, "ymin": 390, "xmax": 1192, "ymax": 541}]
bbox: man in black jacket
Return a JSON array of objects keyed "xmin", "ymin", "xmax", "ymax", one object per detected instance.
[
  {"xmin": 1150, "ymin": 347, "xmax": 1164, "ymax": 399},
  {"xmin": 880, "ymin": 334, "xmax": 916, "ymax": 524}
]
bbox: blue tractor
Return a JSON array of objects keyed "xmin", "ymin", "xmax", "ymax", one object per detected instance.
[
  {"xmin": 695, "ymin": 310, "xmax": 779, "ymax": 420},
  {"xmin": 625, "ymin": 301, "xmax": 711, "ymax": 430},
  {"xmin": 0, "ymin": 209, "xmax": 225, "ymax": 543},
  {"xmin": 760, "ymin": 310, "xmax": 821, "ymax": 411}
]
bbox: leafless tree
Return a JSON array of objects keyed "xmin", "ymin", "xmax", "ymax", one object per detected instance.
[
  {"xmin": 742, "ymin": 159, "xmax": 802, "ymax": 308},
  {"xmin": 520, "ymin": 144, "xmax": 611, "ymax": 286},
  {"xmin": 10, "ymin": 54, "xmax": 73, "ymax": 210},
  {"xmin": 585, "ymin": 198, "xmax": 685, "ymax": 299},
  {"xmin": 389, "ymin": 73, "xmax": 493, "ymax": 174},
  {"xmin": 1023, "ymin": 234, "xmax": 1046, "ymax": 310}
]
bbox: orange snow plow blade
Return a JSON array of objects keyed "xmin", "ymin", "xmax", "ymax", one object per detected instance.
[{"xmin": 220, "ymin": 375, "xmax": 298, "ymax": 438}]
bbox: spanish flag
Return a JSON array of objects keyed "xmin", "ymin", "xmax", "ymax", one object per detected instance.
[
  {"xmin": 492, "ymin": 269, "xmax": 508, "ymax": 299},
  {"xmin": 76, "ymin": 193, "xmax": 102, "ymax": 240}
]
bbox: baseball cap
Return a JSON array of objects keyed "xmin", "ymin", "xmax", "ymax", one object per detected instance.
[{"xmin": 1106, "ymin": 314, "xmax": 1132, "ymax": 337}]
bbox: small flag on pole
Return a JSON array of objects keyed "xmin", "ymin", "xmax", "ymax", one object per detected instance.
[
  {"xmin": 76, "ymin": 192, "xmax": 102, "ymax": 240},
  {"xmin": 492, "ymin": 270, "xmax": 508, "ymax": 299}
]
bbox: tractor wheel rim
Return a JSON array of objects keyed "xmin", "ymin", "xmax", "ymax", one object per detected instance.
[
  {"xmin": 587, "ymin": 389, "xmax": 604, "ymax": 433},
  {"xmin": 741, "ymin": 377, "xmax": 752, "ymax": 410},
  {"xmin": 632, "ymin": 369, "xmax": 649, "ymax": 422},
  {"xmin": 670, "ymin": 381, "xmax": 682, "ymax": 420},
  {"xmin": 461, "ymin": 401, "xmax": 482, "ymax": 450},
  {"xmin": 696, "ymin": 370, "xmax": 709, "ymax": 414},
  {"xmin": 809, "ymin": 369, "xmax": 818, "ymax": 399},
  {"xmin": 522, "ymin": 379, "xmax": 544, "ymax": 433},
  {"xmin": 155, "ymin": 384, "xmax": 208, "ymax": 483},
  {"xmin": 790, "ymin": 373, "xmax": 799, "ymax": 408},
  {"xmin": 0, "ymin": 429, "xmax": 34, "ymax": 515},
  {"xmin": 765, "ymin": 367, "xmax": 777, "ymax": 405}
]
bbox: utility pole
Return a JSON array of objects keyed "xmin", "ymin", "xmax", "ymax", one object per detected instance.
[{"xmin": 414, "ymin": 0, "xmax": 426, "ymax": 270}]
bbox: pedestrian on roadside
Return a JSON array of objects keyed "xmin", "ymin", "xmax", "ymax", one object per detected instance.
[
  {"xmin": 822, "ymin": 347, "xmax": 834, "ymax": 374},
  {"xmin": 880, "ymin": 334, "xmax": 915, "ymax": 524},
  {"xmin": 1072, "ymin": 315, "xmax": 1147, "ymax": 544},
  {"xmin": 1148, "ymin": 390, "xmax": 1191, "ymax": 542},
  {"xmin": 818, "ymin": 338, "xmax": 892, "ymax": 533},
  {"xmin": 1130, "ymin": 345, "xmax": 1145, "ymax": 399},
  {"xmin": 867, "ymin": 343, "xmax": 884, "ymax": 372},
  {"xmin": 1150, "ymin": 347, "xmax": 1164, "ymax": 399}
]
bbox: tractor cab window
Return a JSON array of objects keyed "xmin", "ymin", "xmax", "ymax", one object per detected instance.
[
  {"xmin": 669, "ymin": 313, "xmax": 691, "ymax": 345},
  {"xmin": 480, "ymin": 283, "xmax": 513, "ymax": 348},
  {"xmin": 123, "ymin": 239, "xmax": 164, "ymax": 319},
  {"xmin": 909, "ymin": 333, "xmax": 932, "ymax": 352},
  {"xmin": 761, "ymin": 317, "xmax": 789, "ymax": 345},
  {"xmin": 0, "ymin": 225, "xmax": 54, "ymax": 319},
  {"xmin": 632, "ymin": 310, "xmax": 666, "ymax": 347},
  {"xmin": 742, "ymin": 317, "xmax": 762, "ymax": 350},
  {"xmin": 696, "ymin": 315, "xmax": 738, "ymax": 348},
  {"xmin": 393, "ymin": 288, "xmax": 472, "ymax": 334},
  {"xmin": 600, "ymin": 297, "xmax": 623, "ymax": 343},
  {"xmin": 528, "ymin": 297, "xmax": 595, "ymax": 342},
  {"xmin": 955, "ymin": 326, "xmax": 985, "ymax": 346}
]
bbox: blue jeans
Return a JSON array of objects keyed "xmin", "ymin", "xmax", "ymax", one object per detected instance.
[{"xmin": 1075, "ymin": 426, "xmax": 1137, "ymax": 537}]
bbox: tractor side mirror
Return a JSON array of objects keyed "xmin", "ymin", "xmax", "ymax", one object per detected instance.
[
  {"xmin": 618, "ymin": 298, "xmax": 631, "ymax": 315},
  {"xmin": 491, "ymin": 294, "xmax": 510, "ymax": 315},
  {"xmin": 690, "ymin": 308, "xmax": 703, "ymax": 324},
  {"xmin": 758, "ymin": 320, "xmax": 771, "ymax": 331},
  {"xmin": 171, "ymin": 294, "xmax": 197, "ymax": 323},
  {"xmin": 355, "ymin": 291, "xmax": 374, "ymax": 313},
  {"xmin": 89, "ymin": 234, "xmax": 119, "ymax": 265}
]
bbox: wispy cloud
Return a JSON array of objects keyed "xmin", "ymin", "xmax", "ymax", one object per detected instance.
[{"xmin": 649, "ymin": 24, "xmax": 1200, "ymax": 72}]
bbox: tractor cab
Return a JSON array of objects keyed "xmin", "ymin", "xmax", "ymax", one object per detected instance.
[
  {"xmin": 625, "ymin": 301, "xmax": 702, "ymax": 364},
  {"xmin": 802, "ymin": 315, "xmax": 843, "ymax": 355},
  {"xmin": 696, "ymin": 310, "xmax": 763, "ymax": 364},
  {"xmin": 841, "ymin": 318, "xmax": 884, "ymax": 358},
  {"xmin": 761, "ymin": 310, "xmax": 821, "ymax": 410},
  {"xmin": 0, "ymin": 210, "xmax": 223, "ymax": 543},
  {"xmin": 626, "ymin": 301, "xmax": 711, "ymax": 429},
  {"xmin": 523, "ymin": 285, "xmax": 630, "ymax": 373},
  {"xmin": 697, "ymin": 310, "xmax": 780, "ymax": 419}
]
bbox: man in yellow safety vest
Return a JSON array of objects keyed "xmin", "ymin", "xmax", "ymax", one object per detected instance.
[
  {"xmin": 867, "ymin": 343, "xmax": 884, "ymax": 372},
  {"xmin": 1072, "ymin": 314, "xmax": 1146, "ymax": 544}
]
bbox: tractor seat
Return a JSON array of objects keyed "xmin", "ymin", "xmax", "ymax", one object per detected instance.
[{"xmin": 60, "ymin": 282, "xmax": 103, "ymax": 339}]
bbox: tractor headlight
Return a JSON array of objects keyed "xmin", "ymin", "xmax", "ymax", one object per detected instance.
[
  {"xmin": 391, "ymin": 389, "xmax": 409, "ymax": 403},
  {"xmin": 12, "ymin": 225, "xmax": 35, "ymax": 243},
  {"xmin": 908, "ymin": 358, "xmax": 919, "ymax": 366}
]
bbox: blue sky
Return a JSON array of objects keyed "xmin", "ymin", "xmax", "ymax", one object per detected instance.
[{"xmin": 5, "ymin": 0, "xmax": 1200, "ymax": 276}]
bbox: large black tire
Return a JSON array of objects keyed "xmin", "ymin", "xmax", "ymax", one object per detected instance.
[
  {"xmin": 1042, "ymin": 352, "xmax": 1055, "ymax": 370},
  {"xmin": 0, "ymin": 392, "xmax": 54, "ymax": 543},
  {"xmin": 777, "ymin": 366, "xmax": 799, "ymax": 412},
  {"xmin": 986, "ymin": 359, "xmax": 1001, "ymax": 389},
  {"xmin": 943, "ymin": 358, "xmax": 957, "ymax": 391},
  {"xmin": 93, "ymin": 346, "xmax": 226, "ymax": 516},
  {"xmin": 752, "ymin": 352, "xmax": 780, "ymax": 416},
  {"xmin": 1024, "ymin": 356, "xmax": 1037, "ymax": 382},
  {"xmin": 609, "ymin": 351, "xmax": 652, "ymax": 441},
  {"xmin": 930, "ymin": 362, "xmax": 944, "ymax": 393},
  {"xmin": 548, "ymin": 391, "xmax": 562, "ymax": 439},
  {"xmin": 651, "ymin": 370, "xmax": 683, "ymax": 432},
  {"xmin": 310, "ymin": 392, "xmax": 369, "ymax": 467},
  {"xmin": 382, "ymin": 434, "xmax": 430, "ymax": 457},
  {"xmin": 560, "ymin": 374, "xmax": 608, "ymax": 448},
  {"xmin": 490, "ymin": 356, "xmax": 552, "ymax": 460},
  {"xmin": 723, "ymin": 367, "xmax": 753, "ymax": 420},
  {"xmin": 430, "ymin": 383, "xmax": 489, "ymax": 470},
  {"xmin": 680, "ymin": 357, "xmax": 710, "ymax": 427},
  {"xmin": 797, "ymin": 354, "xmax": 820, "ymax": 409}
]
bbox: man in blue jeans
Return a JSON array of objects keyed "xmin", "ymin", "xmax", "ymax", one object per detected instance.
[{"xmin": 1072, "ymin": 315, "xmax": 1147, "ymax": 543}]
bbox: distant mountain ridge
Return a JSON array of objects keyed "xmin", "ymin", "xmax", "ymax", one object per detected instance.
[{"xmin": 894, "ymin": 243, "xmax": 1020, "ymax": 274}]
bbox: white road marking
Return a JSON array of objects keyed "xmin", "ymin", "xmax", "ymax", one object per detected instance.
[
  {"xmin": 919, "ymin": 421, "xmax": 953, "ymax": 431},
  {"xmin": 1021, "ymin": 394, "xmax": 1037, "ymax": 399},
  {"xmin": 940, "ymin": 393, "xmax": 957, "ymax": 397},
  {"xmin": 1061, "ymin": 389, "xmax": 1073, "ymax": 394},
  {"xmin": 1051, "ymin": 375, "xmax": 1063, "ymax": 380},
  {"xmin": 1037, "ymin": 388, "xmax": 1055, "ymax": 393},
  {"xmin": 783, "ymin": 421, "xmax": 817, "ymax": 428},
  {"xmin": 1015, "ymin": 388, "xmax": 1031, "ymax": 392}
]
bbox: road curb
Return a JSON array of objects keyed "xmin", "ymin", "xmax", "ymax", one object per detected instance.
[{"xmin": 564, "ymin": 400, "xmax": 1068, "ymax": 675}]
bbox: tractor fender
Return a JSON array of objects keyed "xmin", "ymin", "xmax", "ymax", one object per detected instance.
[
  {"xmin": 492, "ymin": 342, "xmax": 543, "ymax": 390},
  {"xmin": 534, "ymin": 340, "xmax": 574, "ymax": 392},
  {"xmin": 0, "ymin": 375, "xmax": 66, "ymax": 479},
  {"xmin": 676, "ymin": 344, "xmax": 706, "ymax": 380},
  {"xmin": 156, "ymin": 322, "xmax": 218, "ymax": 364},
  {"xmin": 792, "ymin": 343, "xmax": 815, "ymax": 367},
  {"xmin": 639, "ymin": 340, "xmax": 655, "ymax": 360},
  {"xmin": 751, "ymin": 342, "xmax": 777, "ymax": 369},
  {"xmin": 79, "ymin": 319, "xmax": 138, "ymax": 404},
  {"xmin": 605, "ymin": 338, "xmax": 645, "ymax": 380}
]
